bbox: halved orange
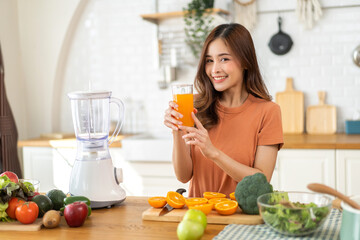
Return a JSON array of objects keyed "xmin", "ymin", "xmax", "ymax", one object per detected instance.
[
  {"xmin": 185, "ymin": 198, "xmax": 208, "ymax": 207},
  {"xmin": 229, "ymin": 192, "xmax": 236, "ymax": 200},
  {"xmin": 215, "ymin": 200, "xmax": 238, "ymax": 215},
  {"xmin": 203, "ymin": 192, "xmax": 226, "ymax": 199},
  {"xmin": 208, "ymin": 198, "xmax": 232, "ymax": 209},
  {"xmin": 166, "ymin": 191, "xmax": 186, "ymax": 209},
  {"xmin": 188, "ymin": 203, "xmax": 213, "ymax": 215},
  {"xmin": 148, "ymin": 196, "xmax": 167, "ymax": 208}
]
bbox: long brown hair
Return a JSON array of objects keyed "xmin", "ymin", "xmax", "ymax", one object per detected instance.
[{"xmin": 194, "ymin": 23, "xmax": 271, "ymax": 129}]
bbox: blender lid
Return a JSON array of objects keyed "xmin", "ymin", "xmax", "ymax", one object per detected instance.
[{"xmin": 68, "ymin": 90, "xmax": 112, "ymax": 99}]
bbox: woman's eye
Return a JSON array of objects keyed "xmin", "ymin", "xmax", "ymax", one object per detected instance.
[
  {"xmin": 205, "ymin": 59, "xmax": 213, "ymax": 63},
  {"xmin": 221, "ymin": 58, "xmax": 229, "ymax": 62}
]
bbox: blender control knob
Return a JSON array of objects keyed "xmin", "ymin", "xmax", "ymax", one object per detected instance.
[{"xmin": 114, "ymin": 167, "xmax": 123, "ymax": 184}]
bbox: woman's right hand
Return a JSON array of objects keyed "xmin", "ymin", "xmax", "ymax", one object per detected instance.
[{"xmin": 164, "ymin": 101, "xmax": 183, "ymax": 131}]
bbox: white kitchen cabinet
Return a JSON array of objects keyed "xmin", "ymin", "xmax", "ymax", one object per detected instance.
[
  {"xmin": 272, "ymin": 149, "xmax": 336, "ymax": 192},
  {"xmin": 336, "ymin": 150, "xmax": 360, "ymax": 196},
  {"xmin": 22, "ymin": 147, "xmax": 56, "ymax": 192},
  {"xmin": 111, "ymin": 148, "xmax": 189, "ymax": 197},
  {"xmin": 51, "ymin": 148, "xmax": 76, "ymax": 194}
]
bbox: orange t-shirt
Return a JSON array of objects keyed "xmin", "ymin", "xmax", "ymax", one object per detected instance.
[{"xmin": 188, "ymin": 94, "xmax": 283, "ymax": 197}]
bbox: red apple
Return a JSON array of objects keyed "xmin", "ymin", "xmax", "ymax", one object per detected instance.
[
  {"xmin": 64, "ymin": 201, "xmax": 88, "ymax": 227},
  {"xmin": 27, "ymin": 191, "xmax": 40, "ymax": 201},
  {"xmin": 0, "ymin": 171, "xmax": 19, "ymax": 183}
]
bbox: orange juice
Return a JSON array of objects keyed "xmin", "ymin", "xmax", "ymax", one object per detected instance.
[{"xmin": 173, "ymin": 93, "xmax": 194, "ymax": 127}]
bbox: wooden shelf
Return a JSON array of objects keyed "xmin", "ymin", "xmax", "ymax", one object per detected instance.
[{"xmin": 141, "ymin": 8, "xmax": 230, "ymax": 24}]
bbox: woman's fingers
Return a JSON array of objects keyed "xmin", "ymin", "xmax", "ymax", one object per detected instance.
[
  {"xmin": 192, "ymin": 112, "xmax": 205, "ymax": 131},
  {"xmin": 164, "ymin": 101, "xmax": 184, "ymax": 130}
]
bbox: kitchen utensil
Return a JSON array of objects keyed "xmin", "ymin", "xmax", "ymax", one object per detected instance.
[
  {"xmin": 307, "ymin": 183, "xmax": 360, "ymax": 210},
  {"xmin": 143, "ymin": 207, "xmax": 263, "ymax": 225},
  {"xmin": 68, "ymin": 91, "xmax": 125, "ymax": 208},
  {"xmin": 257, "ymin": 192, "xmax": 332, "ymax": 236},
  {"xmin": 268, "ymin": 17, "xmax": 293, "ymax": 55},
  {"xmin": 159, "ymin": 188, "xmax": 186, "ymax": 216},
  {"xmin": 306, "ymin": 91, "xmax": 336, "ymax": 134},
  {"xmin": 0, "ymin": 219, "xmax": 42, "ymax": 231},
  {"xmin": 353, "ymin": 44, "xmax": 360, "ymax": 67},
  {"xmin": 275, "ymin": 77, "xmax": 304, "ymax": 134},
  {"xmin": 340, "ymin": 195, "xmax": 360, "ymax": 240}
]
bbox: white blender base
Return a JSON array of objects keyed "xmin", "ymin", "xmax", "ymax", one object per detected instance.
[{"xmin": 69, "ymin": 158, "xmax": 126, "ymax": 208}]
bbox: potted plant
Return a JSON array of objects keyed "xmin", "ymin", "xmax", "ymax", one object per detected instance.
[{"xmin": 183, "ymin": 0, "xmax": 215, "ymax": 59}]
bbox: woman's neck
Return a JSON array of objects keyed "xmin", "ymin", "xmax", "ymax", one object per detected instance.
[{"xmin": 219, "ymin": 88, "xmax": 249, "ymax": 108}]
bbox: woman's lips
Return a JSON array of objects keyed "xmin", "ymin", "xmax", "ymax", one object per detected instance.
[{"xmin": 212, "ymin": 76, "xmax": 227, "ymax": 83}]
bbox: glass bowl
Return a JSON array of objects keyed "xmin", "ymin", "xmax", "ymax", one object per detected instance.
[
  {"xmin": 19, "ymin": 179, "xmax": 40, "ymax": 192},
  {"xmin": 257, "ymin": 192, "xmax": 333, "ymax": 236}
]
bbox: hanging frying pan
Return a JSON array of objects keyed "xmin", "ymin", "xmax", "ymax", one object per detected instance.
[
  {"xmin": 268, "ymin": 17, "xmax": 293, "ymax": 55},
  {"xmin": 353, "ymin": 44, "xmax": 360, "ymax": 67}
]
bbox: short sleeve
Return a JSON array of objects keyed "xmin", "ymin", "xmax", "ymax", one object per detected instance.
[{"xmin": 257, "ymin": 103, "xmax": 284, "ymax": 150}]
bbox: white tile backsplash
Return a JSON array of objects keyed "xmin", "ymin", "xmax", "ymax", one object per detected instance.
[{"xmin": 60, "ymin": 0, "xmax": 360, "ymax": 135}]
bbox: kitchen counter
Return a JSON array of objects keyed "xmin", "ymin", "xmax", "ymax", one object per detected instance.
[
  {"xmin": 17, "ymin": 135, "xmax": 128, "ymax": 148},
  {"xmin": 0, "ymin": 196, "xmax": 225, "ymax": 240},
  {"xmin": 18, "ymin": 133, "xmax": 360, "ymax": 149}
]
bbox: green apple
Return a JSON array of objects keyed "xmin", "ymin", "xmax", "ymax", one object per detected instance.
[
  {"xmin": 177, "ymin": 220, "xmax": 205, "ymax": 240},
  {"xmin": 183, "ymin": 209, "xmax": 207, "ymax": 229}
]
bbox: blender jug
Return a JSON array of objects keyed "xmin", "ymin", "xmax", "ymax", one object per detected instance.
[{"xmin": 68, "ymin": 90, "xmax": 126, "ymax": 208}]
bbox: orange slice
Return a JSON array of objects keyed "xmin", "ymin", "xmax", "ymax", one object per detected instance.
[
  {"xmin": 208, "ymin": 198, "xmax": 232, "ymax": 209},
  {"xmin": 229, "ymin": 192, "xmax": 236, "ymax": 200},
  {"xmin": 215, "ymin": 200, "xmax": 238, "ymax": 215},
  {"xmin": 203, "ymin": 192, "xmax": 226, "ymax": 199},
  {"xmin": 166, "ymin": 191, "xmax": 186, "ymax": 209},
  {"xmin": 188, "ymin": 203, "xmax": 213, "ymax": 215},
  {"xmin": 148, "ymin": 196, "xmax": 167, "ymax": 208},
  {"xmin": 185, "ymin": 198, "xmax": 208, "ymax": 207}
]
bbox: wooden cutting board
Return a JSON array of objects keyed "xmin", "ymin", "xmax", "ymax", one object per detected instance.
[
  {"xmin": 306, "ymin": 91, "xmax": 337, "ymax": 134},
  {"xmin": 142, "ymin": 207, "xmax": 263, "ymax": 225},
  {"xmin": 276, "ymin": 77, "xmax": 304, "ymax": 134},
  {"xmin": 0, "ymin": 218, "xmax": 42, "ymax": 231}
]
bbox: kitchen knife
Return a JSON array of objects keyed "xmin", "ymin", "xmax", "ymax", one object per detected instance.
[{"xmin": 159, "ymin": 188, "xmax": 186, "ymax": 216}]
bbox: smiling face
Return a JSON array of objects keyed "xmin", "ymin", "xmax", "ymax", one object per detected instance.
[{"xmin": 205, "ymin": 38, "xmax": 245, "ymax": 93}]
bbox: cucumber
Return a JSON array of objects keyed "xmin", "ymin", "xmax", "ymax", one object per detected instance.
[{"xmin": 64, "ymin": 196, "xmax": 91, "ymax": 206}]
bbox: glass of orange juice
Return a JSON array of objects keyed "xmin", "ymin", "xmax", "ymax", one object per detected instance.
[{"xmin": 172, "ymin": 84, "xmax": 194, "ymax": 127}]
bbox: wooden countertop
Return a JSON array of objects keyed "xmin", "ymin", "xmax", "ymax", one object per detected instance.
[
  {"xmin": 17, "ymin": 135, "xmax": 127, "ymax": 148},
  {"xmin": 0, "ymin": 196, "xmax": 225, "ymax": 240},
  {"xmin": 18, "ymin": 133, "xmax": 360, "ymax": 149}
]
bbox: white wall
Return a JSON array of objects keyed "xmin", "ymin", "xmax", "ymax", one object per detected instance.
[
  {"xmin": 59, "ymin": 0, "xmax": 360, "ymax": 136},
  {"xmin": 1, "ymin": 0, "xmax": 360, "ymax": 140}
]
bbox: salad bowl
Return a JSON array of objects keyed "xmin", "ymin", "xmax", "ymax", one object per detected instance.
[{"xmin": 257, "ymin": 192, "xmax": 333, "ymax": 236}]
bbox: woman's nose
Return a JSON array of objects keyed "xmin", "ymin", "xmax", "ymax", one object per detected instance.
[{"xmin": 211, "ymin": 61, "xmax": 221, "ymax": 73}]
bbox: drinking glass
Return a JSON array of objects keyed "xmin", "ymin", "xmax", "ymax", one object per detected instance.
[{"xmin": 172, "ymin": 84, "xmax": 194, "ymax": 127}]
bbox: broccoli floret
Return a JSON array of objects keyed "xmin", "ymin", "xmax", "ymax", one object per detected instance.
[{"xmin": 235, "ymin": 172, "xmax": 273, "ymax": 215}]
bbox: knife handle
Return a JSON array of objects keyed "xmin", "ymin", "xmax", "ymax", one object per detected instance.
[{"xmin": 176, "ymin": 188, "xmax": 187, "ymax": 195}]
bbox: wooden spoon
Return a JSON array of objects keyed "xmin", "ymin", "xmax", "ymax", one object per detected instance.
[
  {"xmin": 279, "ymin": 200, "xmax": 302, "ymax": 209},
  {"xmin": 307, "ymin": 183, "xmax": 360, "ymax": 210}
]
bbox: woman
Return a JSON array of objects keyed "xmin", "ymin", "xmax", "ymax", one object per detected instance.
[{"xmin": 164, "ymin": 23, "xmax": 283, "ymax": 197}]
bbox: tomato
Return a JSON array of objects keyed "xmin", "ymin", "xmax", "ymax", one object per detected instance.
[
  {"xmin": 15, "ymin": 202, "xmax": 39, "ymax": 224},
  {"xmin": 6, "ymin": 197, "xmax": 25, "ymax": 219}
]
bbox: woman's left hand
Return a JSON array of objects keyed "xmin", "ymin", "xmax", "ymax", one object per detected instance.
[{"xmin": 179, "ymin": 112, "xmax": 219, "ymax": 160}]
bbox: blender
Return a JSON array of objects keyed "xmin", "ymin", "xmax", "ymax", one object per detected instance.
[{"xmin": 68, "ymin": 90, "xmax": 126, "ymax": 208}]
